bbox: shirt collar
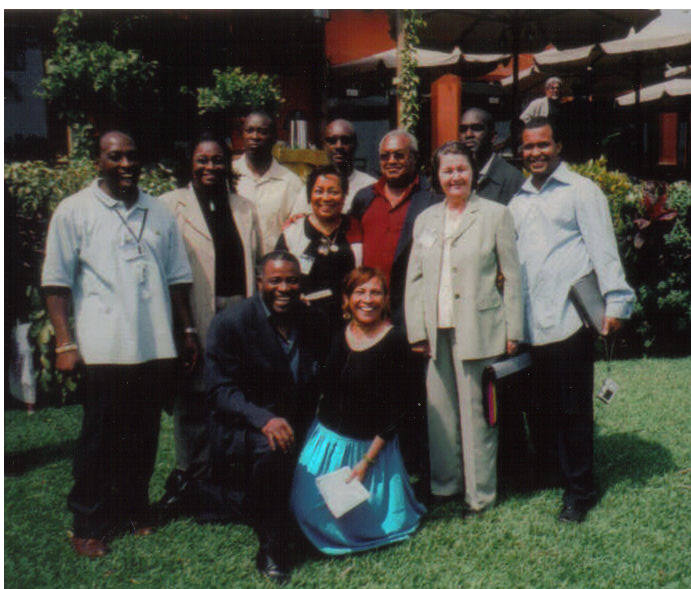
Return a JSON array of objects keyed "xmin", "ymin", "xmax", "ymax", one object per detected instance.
[
  {"xmin": 92, "ymin": 178, "xmax": 147, "ymax": 210},
  {"xmin": 478, "ymin": 153, "xmax": 496, "ymax": 183},
  {"xmin": 373, "ymin": 174, "xmax": 419, "ymax": 204},
  {"xmin": 520, "ymin": 160, "xmax": 570, "ymax": 194},
  {"xmin": 260, "ymin": 297, "xmax": 297, "ymax": 345},
  {"xmin": 236, "ymin": 153, "xmax": 285, "ymax": 181}
]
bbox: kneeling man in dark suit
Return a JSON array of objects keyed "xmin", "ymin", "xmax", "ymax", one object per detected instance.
[{"xmin": 204, "ymin": 250, "xmax": 329, "ymax": 583}]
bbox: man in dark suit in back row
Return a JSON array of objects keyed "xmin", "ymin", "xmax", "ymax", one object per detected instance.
[
  {"xmin": 203, "ymin": 251, "xmax": 329, "ymax": 584},
  {"xmin": 460, "ymin": 108, "xmax": 524, "ymax": 206}
]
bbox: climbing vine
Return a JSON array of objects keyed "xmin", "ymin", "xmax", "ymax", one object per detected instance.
[{"xmin": 396, "ymin": 10, "xmax": 426, "ymax": 133}]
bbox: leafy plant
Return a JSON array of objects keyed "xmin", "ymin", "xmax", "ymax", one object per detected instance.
[
  {"xmin": 571, "ymin": 158, "xmax": 690, "ymax": 356},
  {"xmin": 396, "ymin": 10, "xmax": 426, "ymax": 133},
  {"xmin": 189, "ymin": 67, "xmax": 284, "ymax": 116},
  {"xmin": 36, "ymin": 10, "xmax": 158, "ymax": 157}
]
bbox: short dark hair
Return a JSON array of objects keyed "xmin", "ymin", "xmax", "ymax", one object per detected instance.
[
  {"xmin": 305, "ymin": 165, "xmax": 349, "ymax": 203},
  {"xmin": 342, "ymin": 266, "xmax": 390, "ymax": 320},
  {"xmin": 244, "ymin": 110, "xmax": 276, "ymax": 135},
  {"xmin": 92, "ymin": 129, "xmax": 136, "ymax": 159},
  {"xmin": 462, "ymin": 107, "xmax": 495, "ymax": 133},
  {"xmin": 430, "ymin": 140, "xmax": 479, "ymax": 194},
  {"xmin": 523, "ymin": 116, "xmax": 562, "ymax": 144},
  {"xmin": 257, "ymin": 250, "xmax": 300, "ymax": 278}
]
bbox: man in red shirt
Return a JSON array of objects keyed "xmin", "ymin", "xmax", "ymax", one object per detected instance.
[
  {"xmin": 350, "ymin": 130, "xmax": 440, "ymax": 326},
  {"xmin": 350, "ymin": 130, "xmax": 439, "ymax": 501}
]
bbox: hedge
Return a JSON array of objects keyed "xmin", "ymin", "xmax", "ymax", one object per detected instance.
[{"xmin": 5, "ymin": 156, "xmax": 690, "ymax": 404}]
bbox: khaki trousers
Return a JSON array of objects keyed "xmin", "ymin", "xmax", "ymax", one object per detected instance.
[{"xmin": 426, "ymin": 329, "xmax": 498, "ymax": 511}]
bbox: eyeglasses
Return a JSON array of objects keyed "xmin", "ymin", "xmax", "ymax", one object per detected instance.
[
  {"xmin": 459, "ymin": 124, "xmax": 486, "ymax": 133},
  {"xmin": 324, "ymin": 135, "xmax": 355, "ymax": 145},
  {"xmin": 379, "ymin": 150, "xmax": 409, "ymax": 161}
]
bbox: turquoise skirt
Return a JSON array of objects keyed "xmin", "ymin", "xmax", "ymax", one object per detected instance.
[{"xmin": 290, "ymin": 420, "xmax": 426, "ymax": 555}]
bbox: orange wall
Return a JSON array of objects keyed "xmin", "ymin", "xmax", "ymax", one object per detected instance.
[{"xmin": 325, "ymin": 10, "xmax": 394, "ymax": 65}]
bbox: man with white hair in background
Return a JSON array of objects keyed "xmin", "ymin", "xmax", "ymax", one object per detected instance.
[{"xmin": 520, "ymin": 77, "xmax": 564, "ymax": 125}]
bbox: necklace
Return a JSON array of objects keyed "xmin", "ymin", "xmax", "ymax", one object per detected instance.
[{"xmin": 346, "ymin": 321, "xmax": 393, "ymax": 351}]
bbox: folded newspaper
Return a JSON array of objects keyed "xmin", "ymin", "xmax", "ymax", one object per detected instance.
[{"xmin": 315, "ymin": 466, "xmax": 371, "ymax": 518}]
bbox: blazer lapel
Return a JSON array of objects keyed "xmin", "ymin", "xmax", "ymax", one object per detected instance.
[
  {"xmin": 181, "ymin": 184, "xmax": 212, "ymax": 241},
  {"xmin": 424, "ymin": 205, "xmax": 444, "ymax": 307},
  {"xmin": 449, "ymin": 193, "xmax": 480, "ymax": 244},
  {"xmin": 394, "ymin": 185, "xmax": 438, "ymax": 262}
]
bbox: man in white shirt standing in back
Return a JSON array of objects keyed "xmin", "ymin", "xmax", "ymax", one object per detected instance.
[
  {"xmin": 323, "ymin": 118, "xmax": 376, "ymax": 212},
  {"xmin": 509, "ymin": 117, "xmax": 635, "ymax": 523},
  {"xmin": 233, "ymin": 111, "xmax": 307, "ymax": 252},
  {"xmin": 42, "ymin": 130, "xmax": 199, "ymax": 557}
]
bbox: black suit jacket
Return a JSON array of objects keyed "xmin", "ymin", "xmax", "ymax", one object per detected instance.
[
  {"xmin": 205, "ymin": 295, "xmax": 329, "ymax": 467},
  {"xmin": 350, "ymin": 176, "xmax": 442, "ymax": 325},
  {"xmin": 477, "ymin": 155, "xmax": 525, "ymax": 206}
]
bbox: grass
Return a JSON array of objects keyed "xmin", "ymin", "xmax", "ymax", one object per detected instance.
[{"xmin": 5, "ymin": 357, "xmax": 691, "ymax": 588}]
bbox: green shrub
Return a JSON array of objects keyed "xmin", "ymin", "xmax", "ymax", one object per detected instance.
[
  {"xmin": 571, "ymin": 158, "xmax": 690, "ymax": 356},
  {"xmin": 190, "ymin": 67, "xmax": 283, "ymax": 115},
  {"xmin": 5, "ymin": 157, "xmax": 178, "ymax": 404}
]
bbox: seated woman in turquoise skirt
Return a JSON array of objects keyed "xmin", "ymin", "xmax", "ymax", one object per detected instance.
[{"xmin": 290, "ymin": 266, "xmax": 426, "ymax": 555}]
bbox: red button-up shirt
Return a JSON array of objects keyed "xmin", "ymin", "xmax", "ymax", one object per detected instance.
[{"xmin": 348, "ymin": 176, "xmax": 419, "ymax": 284}]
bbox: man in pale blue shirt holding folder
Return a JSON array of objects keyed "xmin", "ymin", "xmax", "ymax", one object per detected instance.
[{"xmin": 509, "ymin": 117, "xmax": 635, "ymax": 523}]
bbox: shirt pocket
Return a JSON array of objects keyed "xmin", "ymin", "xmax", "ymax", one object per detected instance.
[{"xmin": 476, "ymin": 290, "xmax": 502, "ymax": 311}]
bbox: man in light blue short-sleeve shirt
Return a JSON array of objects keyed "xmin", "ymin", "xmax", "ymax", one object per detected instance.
[{"xmin": 42, "ymin": 130, "xmax": 199, "ymax": 557}]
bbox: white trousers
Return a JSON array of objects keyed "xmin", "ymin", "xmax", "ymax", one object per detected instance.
[{"xmin": 426, "ymin": 329, "xmax": 498, "ymax": 511}]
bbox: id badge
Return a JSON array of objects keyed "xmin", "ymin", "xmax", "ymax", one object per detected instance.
[
  {"xmin": 597, "ymin": 377, "xmax": 618, "ymax": 404},
  {"xmin": 122, "ymin": 240, "xmax": 144, "ymax": 261}
]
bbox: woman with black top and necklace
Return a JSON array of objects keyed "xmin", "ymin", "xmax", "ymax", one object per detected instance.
[
  {"xmin": 158, "ymin": 132, "xmax": 261, "ymax": 513},
  {"xmin": 276, "ymin": 165, "xmax": 361, "ymax": 332},
  {"xmin": 290, "ymin": 267, "xmax": 425, "ymax": 555}
]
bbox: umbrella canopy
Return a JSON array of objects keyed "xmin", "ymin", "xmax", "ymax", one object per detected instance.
[
  {"xmin": 416, "ymin": 9, "xmax": 659, "ymax": 122},
  {"xmin": 417, "ymin": 9, "xmax": 658, "ymax": 52},
  {"xmin": 533, "ymin": 11, "xmax": 691, "ymax": 95},
  {"xmin": 331, "ymin": 46, "xmax": 509, "ymax": 75},
  {"xmin": 616, "ymin": 77, "xmax": 691, "ymax": 105}
]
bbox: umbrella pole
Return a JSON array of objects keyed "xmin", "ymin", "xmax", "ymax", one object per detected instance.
[
  {"xmin": 511, "ymin": 24, "xmax": 520, "ymax": 158},
  {"xmin": 635, "ymin": 55, "xmax": 643, "ymax": 174}
]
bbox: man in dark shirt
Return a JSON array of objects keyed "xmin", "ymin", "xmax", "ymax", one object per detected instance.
[
  {"xmin": 350, "ymin": 129, "xmax": 440, "ymax": 325},
  {"xmin": 204, "ymin": 251, "xmax": 329, "ymax": 584},
  {"xmin": 459, "ymin": 108, "xmax": 524, "ymax": 205}
]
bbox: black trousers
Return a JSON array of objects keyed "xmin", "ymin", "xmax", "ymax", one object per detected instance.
[
  {"xmin": 529, "ymin": 329, "xmax": 596, "ymax": 506},
  {"xmin": 68, "ymin": 362, "xmax": 167, "ymax": 538},
  {"xmin": 200, "ymin": 428, "xmax": 298, "ymax": 555}
]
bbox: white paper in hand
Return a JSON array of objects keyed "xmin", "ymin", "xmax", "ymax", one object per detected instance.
[{"xmin": 315, "ymin": 466, "xmax": 371, "ymax": 518}]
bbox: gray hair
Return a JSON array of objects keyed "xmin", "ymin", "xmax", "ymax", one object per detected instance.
[
  {"xmin": 545, "ymin": 77, "xmax": 563, "ymax": 88},
  {"xmin": 378, "ymin": 129, "xmax": 419, "ymax": 154}
]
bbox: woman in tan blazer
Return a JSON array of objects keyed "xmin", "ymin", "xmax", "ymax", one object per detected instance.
[
  {"xmin": 405, "ymin": 140, "xmax": 523, "ymax": 512},
  {"xmin": 158, "ymin": 133, "xmax": 262, "ymax": 512}
]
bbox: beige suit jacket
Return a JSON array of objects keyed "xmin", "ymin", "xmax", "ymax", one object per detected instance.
[
  {"xmin": 160, "ymin": 184, "xmax": 262, "ymax": 347},
  {"xmin": 405, "ymin": 193, "xmax": 523, "ymax": 361}
]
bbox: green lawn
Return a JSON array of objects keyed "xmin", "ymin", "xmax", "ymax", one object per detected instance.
[{"xmin": 5, "ymin": 358, "xmax": 691, "ymax": 588}]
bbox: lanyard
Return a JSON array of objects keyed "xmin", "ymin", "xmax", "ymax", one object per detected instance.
[{"xmin": 113, "ymin": 207, "xmax": 148, "ymax": 251}]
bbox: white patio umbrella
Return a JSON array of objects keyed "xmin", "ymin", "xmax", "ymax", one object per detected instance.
[
  {"xmin": 331, "ymin": 46, "xmax": 509, "ymax": 74},
  {"xmin": 616, "ymin": 77, "xmax": 691, "ymax": 106}
]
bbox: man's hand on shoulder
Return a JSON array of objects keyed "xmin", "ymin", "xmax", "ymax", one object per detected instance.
[
  {"xmin": 261, "ymin": 417, "xmax": 295, "ymax": 453},
  {"xmin": 282, "ymin": 213, "xmax": 307, "ymax": 230}
]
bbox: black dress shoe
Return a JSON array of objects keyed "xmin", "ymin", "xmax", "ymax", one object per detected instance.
[
  {"xmin": 558, "ymin": 503, "xmax": 588, "ymax": 523},
  {"xmin": 256, "ymin": 549, "xmax": 290, "ymax": 585},
  {"xmin": 156, "ymin": 470, "xmax": 192, "ymax": 515}
]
